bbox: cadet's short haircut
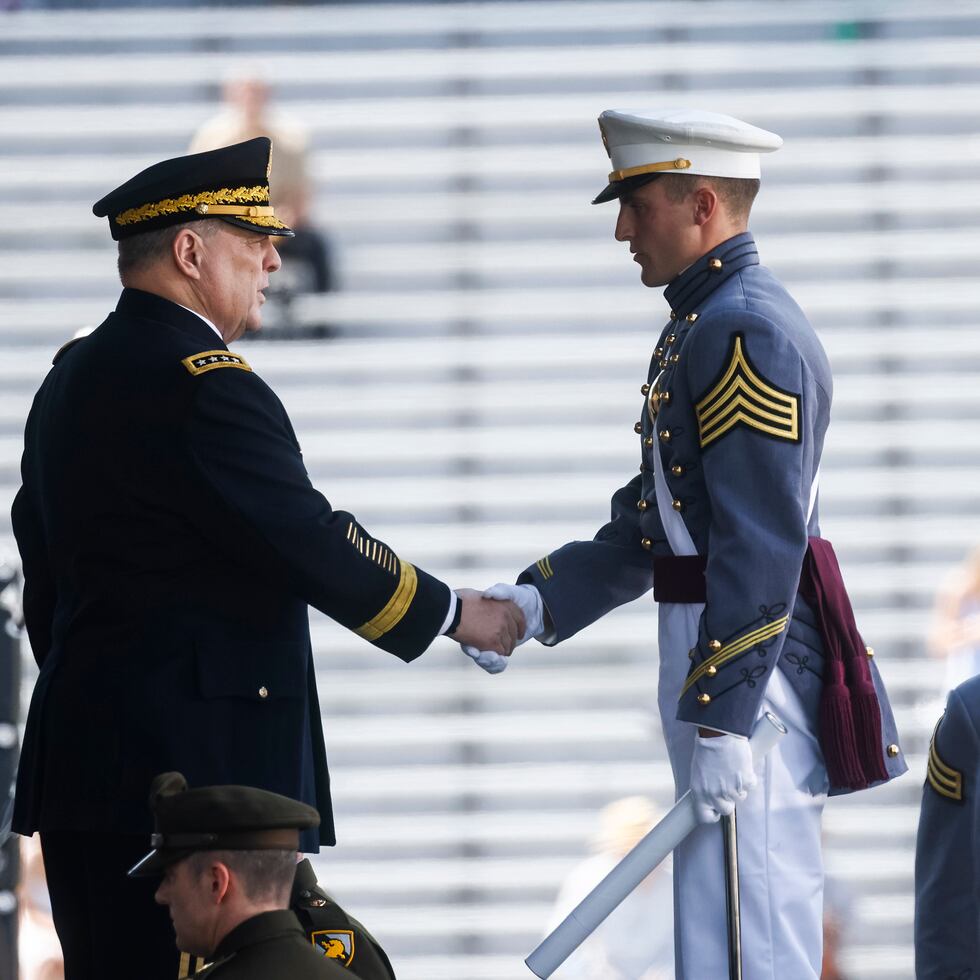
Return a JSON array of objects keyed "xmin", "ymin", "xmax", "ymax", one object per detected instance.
[
  {"xmin": 659, "ymin": 173, "xmax": 760, "ymax": 223},
  {"xmin": 117, "ymin": 219, "xmax": 217, "ymax": 280},
  {"xmin": 187, "ymin": 849, "xmax": 296, "ymax": 904}
]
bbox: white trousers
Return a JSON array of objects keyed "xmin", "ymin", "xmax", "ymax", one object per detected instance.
[{"xmin": 657, "ymin": 602, "xmax": 828, "ymax": 980}]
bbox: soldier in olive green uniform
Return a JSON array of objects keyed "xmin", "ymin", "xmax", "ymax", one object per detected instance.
[{"xmin": 130, "ymin": 773, "xmax": 362, "ymax": 979}]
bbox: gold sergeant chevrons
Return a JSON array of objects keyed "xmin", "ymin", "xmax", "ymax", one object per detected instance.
[
  {"xmin": 681, "ymin": 614, "xmax": 789, "ymax": 696},
  {"xmin": 182, "ymin": 351, "xmax": 251, "ymax": 376},
  {"xmin": 695, "ymin": 334, "xmax": 799, "ymax": 448},
  {"xmin": 926, "ymin": 717, "xmax": 964, "ymax": 802},
  {"xmin": 536, "ymin": 556, "xmax": 555, "ymax": 580}
]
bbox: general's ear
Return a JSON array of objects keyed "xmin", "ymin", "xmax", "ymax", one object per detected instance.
[
  {"xmin": 172, "ymin": 227, "xmax": 207, "ymax": 279},
  {"xmin": 205, "ymin": 860, "xmax": 233, "ymax": 905}
]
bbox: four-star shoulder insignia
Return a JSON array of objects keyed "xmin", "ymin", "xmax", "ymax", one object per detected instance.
[
  {"xmin": 927, "ymin": 717, "xmax": 964, "ymax": 802},
  {"xmin": 182, "ymin": 350, "xmax": 252, "ymax": 376},
  {"xmin": 695, "ymin": 333, "xmax": 800, "ymax": 448}
]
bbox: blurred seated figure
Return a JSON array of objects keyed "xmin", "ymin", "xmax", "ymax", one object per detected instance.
[
  {"xmin": 929, "ymin": 544, "xmax": 980, "ymax": 692},
  {"xmin": 18, "ymin": 836, "xmax": 64, "ymax": 980},
  {"xmin": 544, "ymin": 796, "xmax": 674, "ymax": 980},
  {"xmin": 191, "ymin": 75, "xmax": 335, "ymax": 335}
]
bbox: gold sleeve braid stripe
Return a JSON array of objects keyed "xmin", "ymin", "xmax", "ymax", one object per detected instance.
[
  {"xmin": 182, "ymin": 351, "xmax": 252, "ymax": 376},
  {"xmin": 536, "ymin": 556, "xmax": 555, "ymax": 580},
  {"xmin": 680, "ymin": 615, "xmax": 789, "ymax": 697},
  {"xmin": 355, "ymin": 562, "xmax": 418, "ymax": 641},
  {"xmin": 347, "ymin": 522, "xmax": 398, "ymax": 574},
  {"xmin": 926, "ymin": 719, "xmax": 963, "ymax": 801},
  {"xmin": 177, "ymin": 953, "xmax": 207, "ymax": 978},
  {"xmin": 695, "ymin": 335, "xmax": 799, "ymax": 448}
]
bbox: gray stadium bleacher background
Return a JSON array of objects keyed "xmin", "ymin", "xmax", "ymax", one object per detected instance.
[{"xmin": 3, "ymin": 1, "xmax": 980, "ymax": 976}]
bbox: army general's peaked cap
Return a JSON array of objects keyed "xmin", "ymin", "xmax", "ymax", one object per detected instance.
[
  {"xmin": 128, "ymin": 772, "xmax": 319, "ymax": 877},
  {"xmin": 593, "ymin": 109, "xmax": 783, "ymax": 204},
  {"xmin": 93, "ymin": 137, "xmax": 295, "ymax": 241}
]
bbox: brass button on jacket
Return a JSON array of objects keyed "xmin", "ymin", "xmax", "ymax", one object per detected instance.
[
  {"xmin": 665, "ymin": 333, "xmax": 676, "ymax": 345},
  {"xmin": 671, "ymin": 464, "xmax": 684, "ymax": 477},
  {"xmin": 708, "ymin": 639, "xmax": 722, "ymax": 652},
  {"xmin": 634, "ymin": 421, "xmax": 643, "ymax": 434},
  {"xmin": 641, "ymin": 383, "xmax": 651, "ymax": 396},
  {"xmin": 258, "ymin": 686, "xmax": 269, "ymax": 699},
  {"xmin": 640, "ymin": 537, "xmax": 653, "ymax": 551},
  {"xmin": 659, "ymin": 429, "xmax": 671, "ymax": 443},
  {"xmin": 697, "ymin": 693, "xmax": 711, "ymax": 706},
  {"xmin": 672, "ymin": 498, "xmax": 683, "ymax": 512},
  {"xmin": 705, "ymin": 665, "xmax": 718, "ymax": 677},
  {"xmin": 637, "ymin": 499, "xmax": 649, "ymax": 511},
  {"xmin": 887, "ymin": 743, "xmax": 900, "ymax": 758},
  {"xmin": 708, "ymin": 258, "xmax": 723, "ymax": 271},
  {"xmin": 644, "ymin": 436, "xmax": 654, "ymax": 448}
]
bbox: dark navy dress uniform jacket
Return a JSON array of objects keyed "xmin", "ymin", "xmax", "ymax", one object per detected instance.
[
  {"xmin": 12, "ymin": 288, "xmax": 451, "ymax": 848},
  {"xmin": 519, "ymin": 233, "xmax": 905, "ymax": 792}
]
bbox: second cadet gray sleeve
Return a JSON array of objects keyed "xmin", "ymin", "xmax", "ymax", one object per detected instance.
[{"xmin": 914, "ymin": 680, "xmax": 980, "ymax": 977}]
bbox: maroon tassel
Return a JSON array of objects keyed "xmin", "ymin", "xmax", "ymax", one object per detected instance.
[
  {"xmin": 801, "ymin": 538, "xmax": 888, "ymax": 791},
  {"xmin": 818, "ymin": 661, "xmax": 865, "ymax": 789}
]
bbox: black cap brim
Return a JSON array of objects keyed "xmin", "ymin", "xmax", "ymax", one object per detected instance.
[{"xmin": 591, "ymin": 172, "xmax": 665, "ymax": 205}]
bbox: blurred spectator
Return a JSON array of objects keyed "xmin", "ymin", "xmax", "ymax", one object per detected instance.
[
  {"xmin": 929, "ymin": 545, "xmax": 980, "ymax": 691},
  {"xmin": 191, "ymin": 76, "xmax": 335, "ymax": 323},
  {"xmin": 544, "ymin": 796, "xmax": 673, "ymax": 980},
  {"xmin": 18, "ymin": 836, "xmax": 63, "ymax": 980}
]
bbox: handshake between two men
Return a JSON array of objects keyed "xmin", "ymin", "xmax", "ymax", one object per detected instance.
[{"xmin": 449, "ymin": 583, "xmax": 542, "ymax": 674}]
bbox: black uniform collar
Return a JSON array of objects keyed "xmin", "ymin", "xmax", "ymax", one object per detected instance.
[
  {"xmin": 212, "ymin": 909, "xmax": 304, "ymax": 960},
  {"xmin": 663, "ymin": 232, "xmax": 759, "ymax": 320},
  {"xmin": 115, "ymin": 287, "xmax": 227, "ymax": 349}
]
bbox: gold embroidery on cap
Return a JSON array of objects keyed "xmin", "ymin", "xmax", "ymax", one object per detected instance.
[{"xmin": 116, "ymin": 185, "xmax": 269, "ymax": 226}]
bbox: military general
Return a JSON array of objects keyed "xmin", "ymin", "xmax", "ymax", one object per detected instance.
[
  {"xmin": 467, "ymin": 109, "xmax": 907, "ymax": 977},
  {"xmin": 11, "ymin": 137, "xmax": 523, "ymax": 979}
]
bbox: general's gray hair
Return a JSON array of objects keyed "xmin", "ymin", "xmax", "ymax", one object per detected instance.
[
  {"xmin": 117, "ymin": 219, "xmax": 219, "ymax": 280},
  {"xmin": 185, "ymin": 849, "xmax": 296, "ymax": 904}
]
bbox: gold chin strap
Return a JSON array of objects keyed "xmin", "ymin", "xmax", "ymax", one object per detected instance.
[
  {"xmin": 194, "ymin": 203, "xmax": 277, "ymax": 218},
  {"xmin": 608, "ymin": 157, "xmax": 692, "ymax": 182}
]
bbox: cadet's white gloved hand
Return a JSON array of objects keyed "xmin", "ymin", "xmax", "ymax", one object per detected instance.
[
  {"xmin": 460, "ymin": 645, "xmax": 509, "ymax": 674},
  {"xmin": 481, "ymin": 583, "xmax": 544, "ymax": 644},
  {"xmin": 460, "ymin": 583, "xmax": 544, "ymax": 674},
  {"xmin": 689, "ymin": 733, "xmax": 757, "ymax": 824}
]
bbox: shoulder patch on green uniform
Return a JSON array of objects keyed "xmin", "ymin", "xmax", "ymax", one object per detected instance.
[
  {"xmin": 695, "ymin": 333, "xmax": 800, "ymax": 448},
  {"xmin": 312, "ymin": 929, "xmax": 355, "ymax": 966},
  {"xmin": 182, "ymin": 350, "xmax": 252, "ymax": 376},
  {"xmin": 927, "ymin": 716, "xmax": 964, "ymax": 802}
]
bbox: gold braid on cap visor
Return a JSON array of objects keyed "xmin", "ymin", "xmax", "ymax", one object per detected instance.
[{"xmin": 114, "ymin": 184, "xmax": 287, "ymax": 229}]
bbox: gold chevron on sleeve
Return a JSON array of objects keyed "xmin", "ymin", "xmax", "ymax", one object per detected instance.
[
  {"xmin": 355, "ymin": 562, "xmax": 419, "ymax": 641},
  {"xmin": 927, "ymin": 719, "xmax": 963, "ymax": 801},
  {"xmin": 695, "ymin": 335, "xmax": 799, "ymax": 448},
  {"xmin": 680, "ymin": 615, "xmax": 789, "ymax": 696},
  {"xmin": 536, "ymin": 556, "xmax": 555, "ymax": 580}
]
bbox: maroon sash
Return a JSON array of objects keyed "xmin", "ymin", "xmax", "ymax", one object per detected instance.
[{"xmin": 799, "ymin": 537, "xmax": 888, "ymax": 790}]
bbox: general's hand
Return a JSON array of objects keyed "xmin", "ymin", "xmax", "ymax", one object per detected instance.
[
  {"xmin": 689, "ymin": 732, "xmax": 757, "ymax": 824},
  {"xmin": 451, "ymin": 588, "xmax": 525, "ymax": 660}
]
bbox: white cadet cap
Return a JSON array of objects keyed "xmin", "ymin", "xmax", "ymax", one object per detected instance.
[{"xmin": 593, "ymin": 108, "xmax": 782, "ymax": 204}]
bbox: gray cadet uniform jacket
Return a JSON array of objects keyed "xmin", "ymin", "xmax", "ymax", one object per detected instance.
[
  {"xmin": 914, "ymin": 674, "xmax": 980, "ymax": 977},
  {"xmin": 519, "ymin": 233, "xmax": 905, "ymax": 792}
]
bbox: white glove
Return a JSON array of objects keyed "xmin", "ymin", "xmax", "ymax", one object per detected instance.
[
  {"xmin": 481, "ymin": 583, "xmax": 544, "ymax": 644},
  {"xmin": 689, "ymin": 733, "xmax": 757, "ymax": 824},
  {"xmin": 460, "ymin": 645, "xmax": 509, "ymax": 674},
  {"xmin": 459, "ymin": 583, "xmax": 544, "ymax": 674}
]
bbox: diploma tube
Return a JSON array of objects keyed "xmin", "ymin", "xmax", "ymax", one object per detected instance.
[{"xmin": 525, "ymin": 710, "xmax": 788, "ymax": 979}]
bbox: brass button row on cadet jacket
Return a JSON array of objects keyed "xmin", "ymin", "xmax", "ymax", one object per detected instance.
[{"xmin": 637, "ymin": 499, "xmax": 649, "ymax": 512}]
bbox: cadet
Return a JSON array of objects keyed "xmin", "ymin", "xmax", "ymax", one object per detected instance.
[
  {"xmin": 131, "ymin": 773, "xmax": 358, "ymax": 978},
  {"xmin": 914, "ymin": 673, "xmax": 980, "ymax": 976},
  {"xmin": 11, "ymin": 137, "xmax": 523, "ymax": 978},
  {"xmin": 469, "ymin": 109, "xmax": 906, "ymax": 978}
]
